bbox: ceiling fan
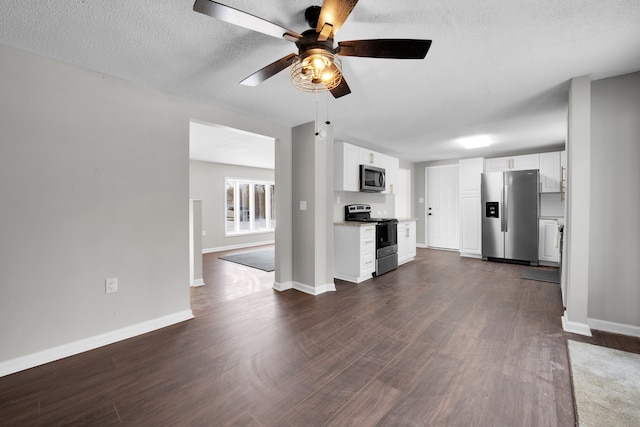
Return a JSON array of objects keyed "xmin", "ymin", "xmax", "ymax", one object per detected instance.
[{"xmin": 193, "ymin": 0, "xmax": 432, "ymax": 98}]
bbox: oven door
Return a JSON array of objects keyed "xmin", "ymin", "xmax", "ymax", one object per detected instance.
[{"xmin": 376, "ymin": 222, "xmax": 398, "ymax": 258}]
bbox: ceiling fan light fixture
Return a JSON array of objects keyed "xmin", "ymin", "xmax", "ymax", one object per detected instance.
[{"xmin": 291, "ymin": 48, "xmax": 342, "ymax": 92}]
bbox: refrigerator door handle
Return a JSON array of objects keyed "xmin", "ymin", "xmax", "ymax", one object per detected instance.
[{"xmin": 501, "ymin": 181, "xmax": 507, "ymax": 232}]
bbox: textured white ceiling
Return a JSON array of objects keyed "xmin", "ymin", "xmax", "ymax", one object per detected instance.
[
  {"xmin": 1, "ymin": 0, "xmax": 639, "ymax": 162},
  {"xmin": 190, "ymin": 121, "xmax": 274, "ymax": 169}
]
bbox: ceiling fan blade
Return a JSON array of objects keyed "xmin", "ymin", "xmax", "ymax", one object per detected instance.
[
  {"xmin": 337, "ymin": 39, "xmax": 432, "ymax": 59},
  {"xmin": 240, "ymin": 53, "xmax": 297, "ymax": 86},
  {"xmin": 330, "ymin": 77, "xmax": 351, "ymax": 98},
  {"xmin": 193, "ymin": 0, "xmax": 301, "ymax": 42},
  {"xmin": 316, "ymin": 0, "xmax": 359, "ymax": 40}
]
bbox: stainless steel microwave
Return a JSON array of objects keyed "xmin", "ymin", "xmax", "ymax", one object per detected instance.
[{"xmin": 359, "ymin": 164, "xmax": 386, "ymax": 192}]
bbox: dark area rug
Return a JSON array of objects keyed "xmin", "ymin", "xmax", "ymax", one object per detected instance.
[
  {"xmin": 219, "ymin": 248, "xmax": 274, "ymax": 272},
  {"xmin": 521, "ymin": 268, "xmax": 560, "ymax": 284}
]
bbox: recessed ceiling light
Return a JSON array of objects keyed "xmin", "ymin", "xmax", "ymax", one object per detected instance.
[{"xmin": 459, "ymin": 135, "xmax": 492, "ymax": 150}]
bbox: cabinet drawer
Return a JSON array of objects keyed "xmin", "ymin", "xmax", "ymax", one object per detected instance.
[
  {"xmin": 361, "ymin": 226, "xmax": 375, "ymax": 245},
  {"xmin": 361, "ymin": 252, "xmax": 375, "ymax": 273}
]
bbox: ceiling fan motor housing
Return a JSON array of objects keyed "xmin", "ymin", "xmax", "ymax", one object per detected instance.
[{"xmin": 304, "ymin": 6, "xmax": 322, "ymax": 29}]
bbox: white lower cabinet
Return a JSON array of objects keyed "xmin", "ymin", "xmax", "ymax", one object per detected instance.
[
  {"xmin": 539, "ymin": 219, "xmax": 560, "ymax": 264},
  {"xmin": 334, "ymin": 224, "xmax": 376, "ymax": 283},
  {"xmin": 397, "ymin": 220, "xmax": 416, "ymax": 265},
  {"xmin": 460, "ymin": 195, "xmax": 482, "ymax": 257}
]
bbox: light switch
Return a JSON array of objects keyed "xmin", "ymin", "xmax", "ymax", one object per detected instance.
[{"xmin": 299, "ymin": 201, "xmax": 307, "ymax": 211}]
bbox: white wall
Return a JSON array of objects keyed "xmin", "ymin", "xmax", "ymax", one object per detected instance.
[
  {"xmin": 189, "ymin": 160, "xmax": 275, "ymax": 251},
  {"xmin": 0, "ymin": 44, "xmax": 292, "ymax": 373},
  {"xmin": 588, "ymin": 71, "xmax": 640, "ymax": 329},
  {"xmin": 291, "ymin": 122, "xmax": 335, "ymax": 294},
  {"xmin": 562, "ymin": 76, "xmax": 592, "ymax": 334}
]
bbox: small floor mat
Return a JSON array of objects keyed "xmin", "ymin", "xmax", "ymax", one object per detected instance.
[
  {"xmin": 521, "ymin": 268, "xmax": 560, "ymax": 284},
  {"xmin": 219, "ymin": 248, "xmax": 274, "ymax": 272}
]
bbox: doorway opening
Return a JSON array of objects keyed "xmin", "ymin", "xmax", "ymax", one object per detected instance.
[{"xmin": 188, "ymin": 120, "xmax": 276, "ymax": 288}]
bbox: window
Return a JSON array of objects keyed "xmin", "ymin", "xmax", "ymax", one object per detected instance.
[{"xmin": 225, "ymin": 178, "xmax": 275, "ymax": 235}]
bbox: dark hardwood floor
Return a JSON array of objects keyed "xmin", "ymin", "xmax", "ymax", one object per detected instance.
[{"xmin": 2, "ymin": 247, "xmax": 639, "ymax": 426}]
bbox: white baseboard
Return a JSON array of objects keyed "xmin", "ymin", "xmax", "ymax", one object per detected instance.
[
  {"xmin": 272, "ymin": 280, "xmax": 336, "ymax": 295},
  {"xmin": 191, "ymin": 278, "xmax": 205, "ymax": 287},
  {"xmin": 561, "ymin": 314, "xmax": 592, "ymax": 336},
  {"xmin": 588, "ymin": 318, "xmax": 640, "ymax": 338},
  {"xmin": 459, "ymin": 252, "xmax": 482, "ymax": 259},
  {"xmin": 416, "ymin": 243, "xmax": 428, "ymax": 249},
  {"xmin": 272, "ymin": 281, "xmax": 293, "ymax": 292},
  {"xmin": 539, "ymin": 260, "xmax": 560, "ymax": 267},
  {"xmin": 293, "ymin": 281, "xmax": 336, "ymax": 295},
  {"xmin": 203, "ymin": 240, "xmax": 274, "ymax": 254},
  {"xmin": 0, "ymin": 310, "xmax": 194, "ymax": 378},
  {"xmin": 333, "ymin": 272, "xmax": 372, "ymax": 284}
]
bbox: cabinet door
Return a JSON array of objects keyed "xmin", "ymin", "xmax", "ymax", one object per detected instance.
[
  {"xmin": 385, "ymin": 156, "xmax": 399, "ymax": 194},
  {"xmin": 460, "ymin": 195, "xmax": 482, "ymax": 255},
  {"xmin": 459, "ymin": 158, "xmax": 484, "ymax": 195},
  {"xmin": 538, "ymin": 220, "xmax": 560, "ymax": 263},
  {"xmin": 485, "ymin": 157, "xmax": 510, "ymax": 173},
  {"xmin": 397, "ymin": 222, "xmax": 408, "ymax": 263},
  {"xmin": 334, "ymin": 141, "xmax": 360, "ymax": 192},
  {"xmin": 397, "ymin": 221, "xmax": 416, "ymax": 264},
  {"xmin": 513, "ymin": 153, "xmax": 540, "ymax": 171},
  {"xmin": 539, "ymin": 152, "xmax": 561, "ymax": 193},
  {"xmin": 407, "ymin": 221, "xmax": 416, "ymax": 257},
  {"xmin": 486, "ymin": 154, "xmax": 540, "ymax": 173},
  {"xmin": 359, "ymin": 148, "xmax": 380, "ymax": 167}
]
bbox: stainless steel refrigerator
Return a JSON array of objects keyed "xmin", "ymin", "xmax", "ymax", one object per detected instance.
[{"xmin": 481, "ymin": 169, "xmax": 539, "ymax": 264}]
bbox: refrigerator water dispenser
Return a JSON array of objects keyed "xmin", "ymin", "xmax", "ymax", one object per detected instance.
[{"xmin": 486, "ymin": 202, "xmax": 499, "ymax": 218}]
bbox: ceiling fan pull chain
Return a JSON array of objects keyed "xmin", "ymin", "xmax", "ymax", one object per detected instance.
[
  {"xmin": 315, "ymin": 94, "xmax": 319, "ymax": 136},
  {"xmin": 325, "ymin": 90, "xmax": 331, "ymax": 125}
]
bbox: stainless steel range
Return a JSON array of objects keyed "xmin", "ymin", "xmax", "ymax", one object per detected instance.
[{"xmin": 344, "ymin": 204, "xmax": 398, "ymax": 276}]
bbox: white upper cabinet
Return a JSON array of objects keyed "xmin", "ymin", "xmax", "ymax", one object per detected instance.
[
  {"xmin": 513, "ymin": 154, "xmax": 540, "ymax": 170},
  {"xmin": 334, "ymin": 141, "xmax": 360, "ymax": 192},
  {"xmin": 539, "ymin": 151, "xmax": 561, "ymax": 193},
  {"xmin": 359, "ymin": 148, "xmax": 385, "ymax": 168},
  {"xmin": 384, "ymin": 156, "xmax": 399, "ymax": 194},
  {"xmin": 484, "ymin": 157, "xmax": 511, "ymax": 173},
  {"xmin": 334, "ymin": 141, "xmax": 399, "ymax": 193},
  {"xmin": 458, "ymin": 158, "xmax": 484, "ymax": 195},
  {"xmin": 485, "ymin": 153, "xmax": 540, "ymax": 173}
]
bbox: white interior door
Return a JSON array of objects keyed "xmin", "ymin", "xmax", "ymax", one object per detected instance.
[{"xmin": 426, "ymin": 166, "xmax": 459, "ymax": 249}]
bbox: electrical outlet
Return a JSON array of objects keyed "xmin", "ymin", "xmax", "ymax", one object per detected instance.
[{"xmin": 105, "ymin": 277, "xmax": 118, "ymax": 294}]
